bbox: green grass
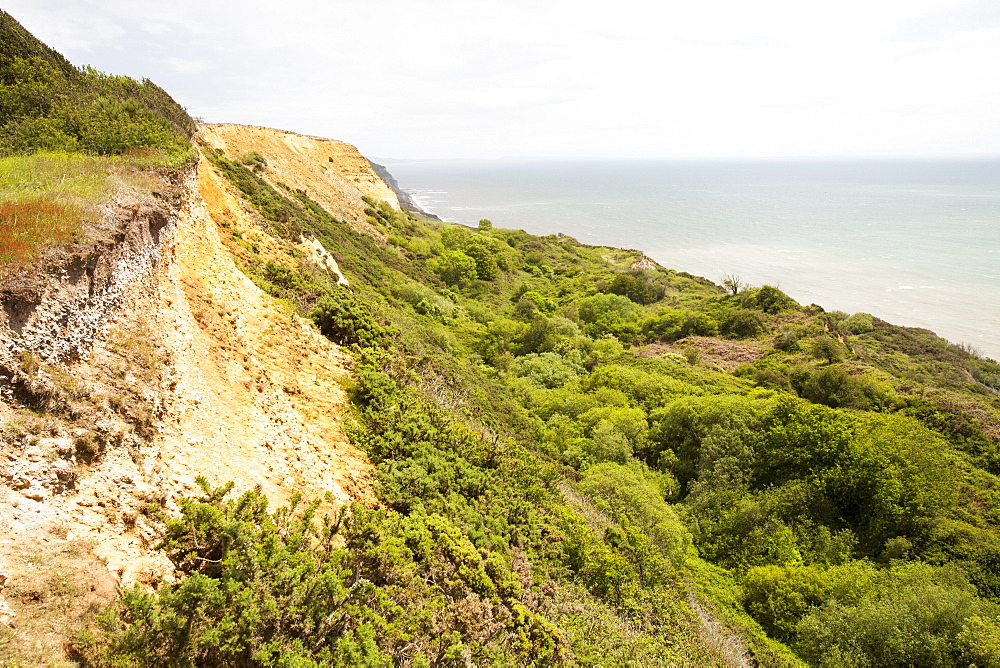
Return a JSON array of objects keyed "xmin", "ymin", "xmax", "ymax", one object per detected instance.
[{"xmin": 0, "ymin": 151, "xmax": 178, "ymax": 272}]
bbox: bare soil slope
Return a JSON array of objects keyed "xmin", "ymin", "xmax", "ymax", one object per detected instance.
[{"xmin": 1, "ymin": 126, "xmax": 389, "ymax": 663}]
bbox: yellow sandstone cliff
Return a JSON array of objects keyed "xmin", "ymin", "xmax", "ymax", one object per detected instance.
[{"xmin": 0, "ymin": 125, "xmax": 390, "ymax": 662}]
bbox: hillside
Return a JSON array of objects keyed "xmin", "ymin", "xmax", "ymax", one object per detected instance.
[
  {"xmin": 0, "ymin": 126, "xmax": 380, "ymax": 663},
  {"xmin": 3, "ymin": 16, "xmax": 1000, "ymax": 667}
]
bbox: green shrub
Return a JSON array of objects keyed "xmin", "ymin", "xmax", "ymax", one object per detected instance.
[
  {"xmin": 514, "ymin": 352, "xmax": 584, "ymax": 389},
  {"xmin": 809, "ymin": 335, "xmax": 843, "ymax": 364},
  {"xmin": 606, "ymin": 274, "xmax": 661, "ymax": 305},
  {"xmin": 719, "ymin": 309, "xmax": 766, "ymax": 338},
  {"xmin": 746, "ymin": 285, "xmax": 796, "ymax": 314},
  {"xmin": 796, "ymin": 563, "xmax": 998, "ymax": 667},
  {"xmin": 310, "ymin": 289, "xmax": 387, "ymax": 347},
  {"xmin": 430, "ymin": 249, "xmax": 477, "ymax": 285},
  {"xmin": 463, "ymin": 243, "xmax": 500, "ymax": 280},
  {"xmin": 579, "ymin": 462, "xmax": 691, "ymax": 565},
  {"xmin": 842, "ymin": 312, "xmax": 875, "ymax": 334},
  {"xmin": 518, "ymin": 290, "xmax": 556, "ymax": 315},
  {"xmin": 642, "ymin": 308, "xmax": 718, "ymax": 342},
  {"xmin": 577, "ymin": 293, "xmax": 642, "ymax": 340},
  {"xmin": 742, "ymin": 565, "xmax": 830, "ymax": 641},
  {"xmin": 88, "ymin": 479, "xmax": 394, "ymax": 666}
]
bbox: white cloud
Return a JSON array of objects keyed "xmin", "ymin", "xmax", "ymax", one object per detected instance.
[{"xmin": 2, "ymin": 0, "xmax": 997, "ymax": 159}]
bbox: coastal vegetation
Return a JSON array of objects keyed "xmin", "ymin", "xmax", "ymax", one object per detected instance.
[
  {"xmin": 81, "ymin": 144, "xmax": 1000, "ymax": 665},
  {"xmin": 0, "ymin": 11, "xmax": 193, "ymax": 161},
  {"xmin": 3, "ymin": 11, "xmax": 1000, "ymax": 665},
  {"xmin": 0, "ymin": 10, "xmax": 194, "ymax": 275}
]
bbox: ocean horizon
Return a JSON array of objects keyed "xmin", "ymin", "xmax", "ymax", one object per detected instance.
[{"xmin": 383, "ymin": 158, "xmax": 1000, "ymax": 362}]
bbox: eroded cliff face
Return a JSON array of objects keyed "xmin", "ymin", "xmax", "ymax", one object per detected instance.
[
  {"xmin": 0, "ymin": 126, "xmax": 385, "ymax": 662},
  {"xmin": 197, "ymin": 123, "xmax": 399, "ymax": 236}
]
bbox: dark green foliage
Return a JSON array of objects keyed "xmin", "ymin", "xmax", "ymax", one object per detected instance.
[
  {"xmin": 239, "ymin": 150, "xmax": 267, "ymax": 172},
  {"xmin": 606, "ymin": 273, "xmax": 661, "ymax": 305},
  {"xmin": 745, "ymin": 285, "xmax": 797, "ymax": 314},
  {"xmin": 642, "ymin": 308, "xmax": 719, "ymax": 342},
  {"xmin": 796, "ymin": 563, "xmax": 1000, "ymax": 667},
  {"xmin": 646, "ymin": 393, "xmax": 962, "ymax": 572},
  {"xmin": 719, "ymin": 308, "xmax": 766, "ymax": 338},
  {"xmin": 742, "ymin": 564, "xmax": 830, "ymax": 641},
  {"xmin": 91, "ymin": 479, "xmax": 394, "ymax": 666},
  {"xmin": 210, "ymin": 155, "xmax": 305, "ymax": 235},
  {"xmin": 792, "ymin": 366, "xmax": 896, "ymax": 411},
  {"xmin": 310, "ymin": 289, "xmax": 387, "ymax": 347},
  {"xmin": 463, "ymin": 243, "xmax": 500, "ymax": 280},
  {"xmin": 809, "ymin": 335, "xmax": 842, "ymax": 364},
  {"xmin": 0, "ymin": 12, "xmax": 193, "ymax": 158},
  {"xmin": 0, "ymin": 11, "xmax": 76, "ymax": 80}
]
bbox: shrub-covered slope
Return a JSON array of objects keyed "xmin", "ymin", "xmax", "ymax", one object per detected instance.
[
  {"xmin": 0, "ymin": 10, "xmax": 193, "ymax": 159},
  {"xmin": 3, "ymin": 11, "xmax": 999, "ymax": 666},
  {"xmin": 81, "ymin": 133, "xmax": 1000, "ymax": 666}
]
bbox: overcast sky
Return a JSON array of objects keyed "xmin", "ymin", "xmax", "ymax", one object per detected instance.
[{"xmin": 5, "ymin": 0, "xmax": 999, "ymax": 160}]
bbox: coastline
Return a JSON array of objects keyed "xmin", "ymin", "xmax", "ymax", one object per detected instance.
[{"xmin": 386, "ymin": 159, "xmax": 1000, "ymax": 362}]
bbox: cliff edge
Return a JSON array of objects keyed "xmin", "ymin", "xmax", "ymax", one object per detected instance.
[{"xmin": 0, "ymin": 126, "xmax": 390, "ymax": 662}]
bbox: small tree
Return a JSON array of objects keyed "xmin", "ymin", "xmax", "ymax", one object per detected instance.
[
  {"xmin": 478, "ymin": 218, "xmax": 493, "ymax": 231},
  {"xmin": 810, "ymin": 335, "xmax": 842, "ymax": 365},
  {"xmin": 432, "ymin": 250, "xmax": 477, "ymax": 285},
  {"xmin": 722, "ymin": 273, "xmax": 745, "ymax": 296}
]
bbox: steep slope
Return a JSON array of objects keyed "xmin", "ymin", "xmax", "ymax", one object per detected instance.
[
  {"xmin": 0, "ymin": 129, "xmax": 386, "ymax": 663},
  {"xmin": 197, "ymin": 123, "xmax": 398, "ymax": 235}
]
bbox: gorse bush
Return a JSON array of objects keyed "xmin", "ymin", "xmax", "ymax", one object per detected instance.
[
  {"xmin": 310, "ymin": 289, "xmax": 388, "ymax": 348},
  {"xmin": 1, "ymin": 12, "xmax": 193, "ymax": 160},
  {"xmin": 87, "ymin": 479, "xmax": 394, "ymax": 666}
]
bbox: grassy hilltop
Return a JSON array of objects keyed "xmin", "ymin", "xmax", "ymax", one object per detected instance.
[{"xmin": 2, "ymin": 10, "xmax": 1000, "ymax": 666}]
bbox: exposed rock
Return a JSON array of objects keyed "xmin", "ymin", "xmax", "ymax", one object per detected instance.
[
  {"xmin": 198, "ymin": 122, "xmax": 399, "ymax": 236},
  {"xmin": 0, "ymin": 126, "xmax": 387, "ymax": 661},
  {"xmin": 0, "ymin": 173, "xmax": 188, "ymax": 367}
]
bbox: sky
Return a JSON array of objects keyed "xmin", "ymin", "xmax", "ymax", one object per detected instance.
[{"xmin": 5, "ymin": 0, "xmax": 999, "ymax": 160}]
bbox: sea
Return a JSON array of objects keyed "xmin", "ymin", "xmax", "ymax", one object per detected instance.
[{"xmin": 381, "ymin": 159, "xmax": 1000, "ymax": 362}]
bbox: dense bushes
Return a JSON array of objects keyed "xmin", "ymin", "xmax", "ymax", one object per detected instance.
[
  {"xmin": 80, "ymin": 91, "xmax": 1000, "ymax": 662},
  {"xmin": 642, "ymin": 308, "xmax": 718, "ymax": 342},
  {"xmin": 643, "ymin": 394, "xmax": 962, "ymax": 568},
  {"xmin": 310, "ymin": 289, "xmax": 388, "ymax": 347},
  {"xmin": 127, "ymin": 158, "xmax": 1000, "ymax": 663},
  {"xmin": 606, "ymin": 273, "xmax": 662, "ymax": 305},
  {"xmin": 1, "ymin": 12, "xmax": 193, "ymax": 159},
  {"xmin": 85, "ymin": 481, "xmax": 396, "ymax": 665},
  {"xmin": 577, "ymin": 293, "xmax": 642, "ymax": 339},
  {"xmin": 742, "ymin": 561, "xmax": 1000, "ymax": 666}
]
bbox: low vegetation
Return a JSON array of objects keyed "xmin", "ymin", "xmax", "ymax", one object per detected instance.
[
  {"xmin": 0, "ymin": 10, "xmax": 193, "ymax": 273},
  {"xmin": 4, "ymin": 10, "xmax": 999, "ymax": 664},
  {"xmin": 75, "ymin": 143, "xmax": 1000, "ymax": 665},
  {"xmin": 0, "ymin": 11, "xmax": 193, "ymax": 161}
]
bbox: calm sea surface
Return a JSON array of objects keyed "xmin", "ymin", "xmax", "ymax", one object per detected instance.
[{"xmin": 383, "ymin": 160, "xmax": 1000, "ymax": 361}]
